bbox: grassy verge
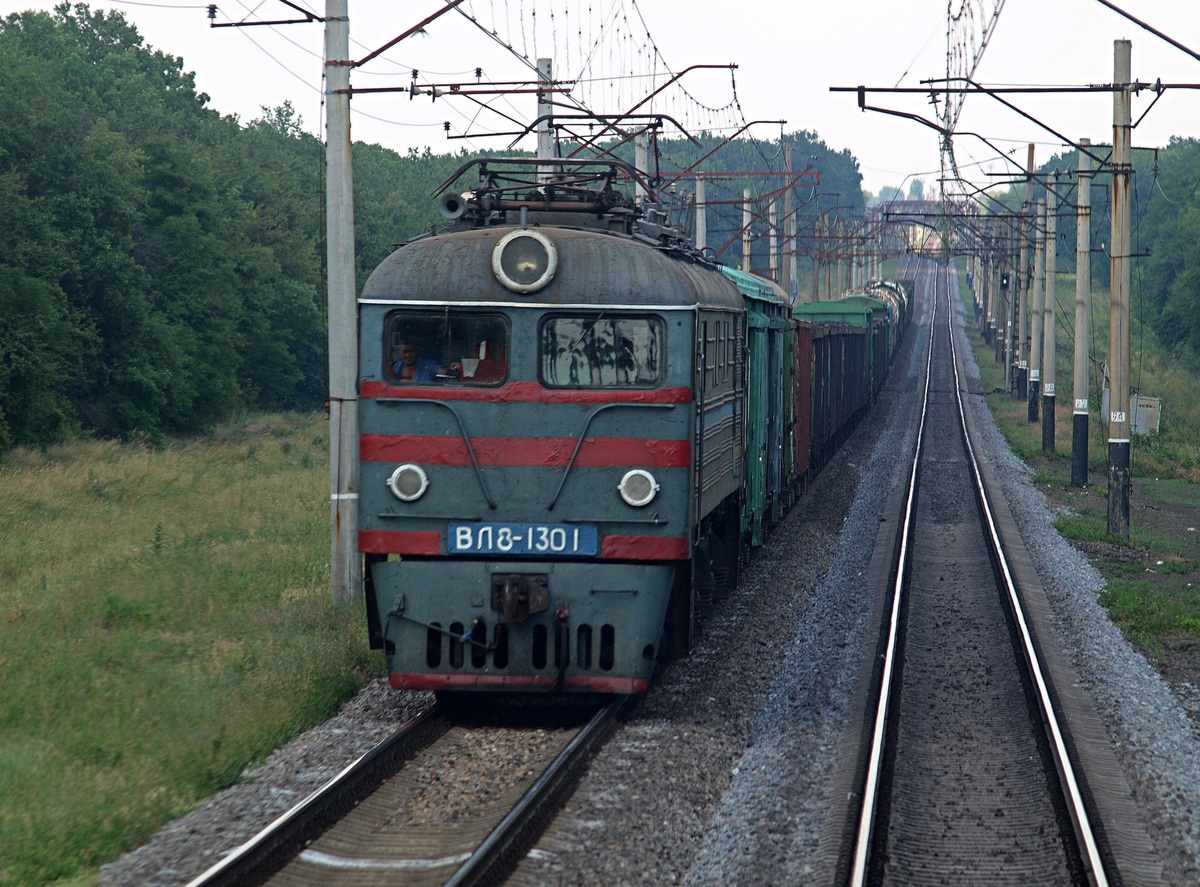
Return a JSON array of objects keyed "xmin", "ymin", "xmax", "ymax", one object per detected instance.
[
  {"xmin": 958, "ymin": 270, "xmax": 1200, "ymax": 677},
  {"xmin": 0, "ymin": 413, "xmax": 375, "ymax": 886}
]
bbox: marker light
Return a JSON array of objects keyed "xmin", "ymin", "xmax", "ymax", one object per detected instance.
[
  {"xmin": 618, "ymin": 469, "xmax": 659, "ymax": 508},
  {"xmin": 388, "ymin": 463, "xmax": 429, "ymax": 502}
]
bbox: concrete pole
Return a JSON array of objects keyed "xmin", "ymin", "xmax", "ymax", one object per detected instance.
[
  {"xmin": 1072, "ymin": 140, "xmax": 1093, "ymax": 486},
  {"xmin": 980, "ymin": 255, "xmax": 990, "ymax": 337},
  {"xmin": 822, "ymin": 217, "xmax": 832, "ymax": 297},
  {"xmin": 695, "ymin": 176, "xmax": 707, "ymax": 252},
  {"xmin": 834, "ymin": 220, "xmax": 844, "ymax": 295},
  {"xmin": 993, "ymin": 253, "xmax": 1003, "ymax": 350},
  {"xmin": 847, "ymin": 226, "xmax": 855, "ymax": 290},
  {"xmin": 969, "ymin": 253, "xmax": 978, "ymax": 326},
  {"xmin": 1108, "ymin": 40, "xmax": 1133, "ymax": 537},
  {"xmin": 989, "ymin": 255, "xmax": 1000, "ymax": 349},
  {"xmin": 1007, "ymin": 221, "xmax": 1018, "ymax": 382},
  {"xmin": 1016, "ymin": 144, "xmax": 1035, "ymax": 400},
  {"xmin": 993, "ymin": 249, "xmax": 1006, "ymax": 363},
  {"xmin": 1042, "ymin": 173, "xmax": 1058, "ymax": 451},
  {"xmin": 769, "ymin": 202, "xmax": 779, "ymax": 282},
  {"xmin": 983, "ymin": 254, "xmax": 990, "ymax": 334},
  {"xmin": 325, "ymin": 0, "xmax": 360, "ymax": 604},
  {"xmin": 980, "ymin": 255, "xmax": 991, "ymax": 342},
  {"xmin": 845, "ymin": 224, "xmax": 851, "ymax": 293},
  {"xmin": 537, "ymin": 58, "xmax": 554, "ymax": 184},
  {"xmin": 985, "ymin": 255, "xmax": 993, "ymax": 335},
  {"xmin": 820, "ymin": 216, "xmax": 830, "ymax": 296},
  {"xmin": 783, "ymin": 143, "xmax": 795, "ymax": 302},
  {"xmin": 830, "ymin": 222, "xmax": 839, "ymax": 294},
  {"xmin": 989, "ymin": 252, "xmax": 998, "ymax": 354},
  {"xmin": 1001, "ymin": 251, "xmax": 1008, "ymax": 352},
  {"xmin": 1028, "ymin": 198, "xmax": 1045, "ymax": 423},
  {"xmin": 967, "ymin": 253, "xmax": 977, "ymax": 323},
  {"xmin": 816, "ymin": 216, "xmax": 825, "ymax": 300},
  {"xmin": 742, "ymin": 189, "xmax": 752, "ymax": 273},
  {"xmin": 634, "ymin": 133, "xmax": 648, "ymax": 205}
]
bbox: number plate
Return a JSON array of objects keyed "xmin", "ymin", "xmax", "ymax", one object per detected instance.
[{"xmin": 448, "ymin": 522, "xmax": 599, "ymax": 556}]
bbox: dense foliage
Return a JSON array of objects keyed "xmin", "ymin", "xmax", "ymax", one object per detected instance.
[
  {"xmin": 1, "ymin": 5, "xmax": 319, "ymax": 447},
  {"xmin": 0, "ymin": 5, "xmax": 450, "ymax": 450},
  {"xmin": 1130, "ymin": 138, "xmax": 1200, "ymax": 358},
  {"xmin": 0, "ymin": 5, "xmax": 863, "ymax": 452}
]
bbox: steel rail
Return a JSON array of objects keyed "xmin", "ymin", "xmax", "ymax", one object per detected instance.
[
  {"xmin": 183, "ymin": 705, "xmax": 449, "ymax": 887},
  {"xmin": 443, "ymin": 699, "xmax": 626, "ymax": 887},
  {"xmin": 847, "ymin": 261, "xmax": 1110, "ymax": 885},
  {"xmin": 184, "ymin": 698, "xmax": 620, "ymax": 887},
  {"xmin": 848, "ymin": 261, "xmax": 940, "ymax": 885},
  {"xmin": 945, "ymin": 272, "xmax": 1110, "ymax": 885}
]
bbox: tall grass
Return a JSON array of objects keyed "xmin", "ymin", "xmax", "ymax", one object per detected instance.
[
  {"xmin": 962, "ymin": 267, "xmax": 1200, "ymax": 481},
  {"xmin": 0, "ymin": 414, "xmax": 374, "ymax": 885}
]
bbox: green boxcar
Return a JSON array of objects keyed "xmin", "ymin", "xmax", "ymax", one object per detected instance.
[
  {"xmin": 718, "ymin": 266, "xmax": 790, "ymax": 547},
  {"xmin": 837, "ymin": 293, "xmax": 891, "ymax": 399},
  {"xmin": 793, "ymin": 301, "xmax": 872, "ymax": 469}
]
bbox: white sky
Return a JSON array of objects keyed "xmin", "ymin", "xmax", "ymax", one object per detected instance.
[{"xmin": 7, "ymin": 1, "xmax": 1200, "ymax": 197}]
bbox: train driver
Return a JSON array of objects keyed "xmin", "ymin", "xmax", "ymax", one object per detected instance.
[{"xmin": 393, "ymin": 340, "xmax": 440, "ymax": 383}]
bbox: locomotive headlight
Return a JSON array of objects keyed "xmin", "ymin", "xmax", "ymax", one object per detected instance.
[
  {"xmin": 618, "ymin": 469, "xmax": 659, "ymax": 508},
  {"xmin": 388, "ymin": 463, "xmax": 429, "ymax": 502},
  {"xmin": 492, "ymin": 229, "xmax": 557, "ymax": 293}
]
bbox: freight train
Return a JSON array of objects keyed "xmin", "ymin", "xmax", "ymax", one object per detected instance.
[{"xmin": 357, "ymin": 157, "xmax": 909, "ymax": 695}]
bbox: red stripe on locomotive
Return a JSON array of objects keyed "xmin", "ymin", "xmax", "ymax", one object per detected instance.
[
  {"xmin": 359, "ymin": 529, "xmax": 441, "ymax": 555},
  {"xmin": 360, "ymin": 379, "xmax": 692, "ymax": 405},
  {"xmin": 360, "ymin": 434, "xmax": 690, "ymax": 468},
  {"xmin": 600, "ymin": 534, "xmax": 689, "ymax": 559}
]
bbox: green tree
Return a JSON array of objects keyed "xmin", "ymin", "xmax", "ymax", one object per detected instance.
[{"xmin": 0, "ymin": 268, "xmax": 85, "ymax": 446}]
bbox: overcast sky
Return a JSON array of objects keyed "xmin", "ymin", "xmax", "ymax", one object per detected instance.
[{"xmin": 9, "ymin": 1, "xmax": 1200, "ymax": 196}]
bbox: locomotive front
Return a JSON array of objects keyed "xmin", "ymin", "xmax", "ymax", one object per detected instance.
[{"xmin": 358, "ymin": 163, "xmax": 741, "ymax": 694}]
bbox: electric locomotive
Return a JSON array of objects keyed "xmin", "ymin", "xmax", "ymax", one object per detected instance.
[{"xmin": 358, "ymin": 158, "xmax": 745, "ymax": 694}]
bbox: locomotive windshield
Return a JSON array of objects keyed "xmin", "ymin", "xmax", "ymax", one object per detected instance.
[
  {"xmin": 385, "ymin": 311, "xmax": 508, "ymax": 385},
  {"xmin": 540, "ymin": 315, "xmax": 663, "ymax": 388}
]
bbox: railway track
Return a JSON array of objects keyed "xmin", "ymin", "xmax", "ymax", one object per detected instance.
[
  {"xmin": 185, "ymin": 699, "xmax": 623, "ymax": 887},
  {"xmin": 838, "ymin": 261, "xmax": 1159, "ymax": 886}
]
